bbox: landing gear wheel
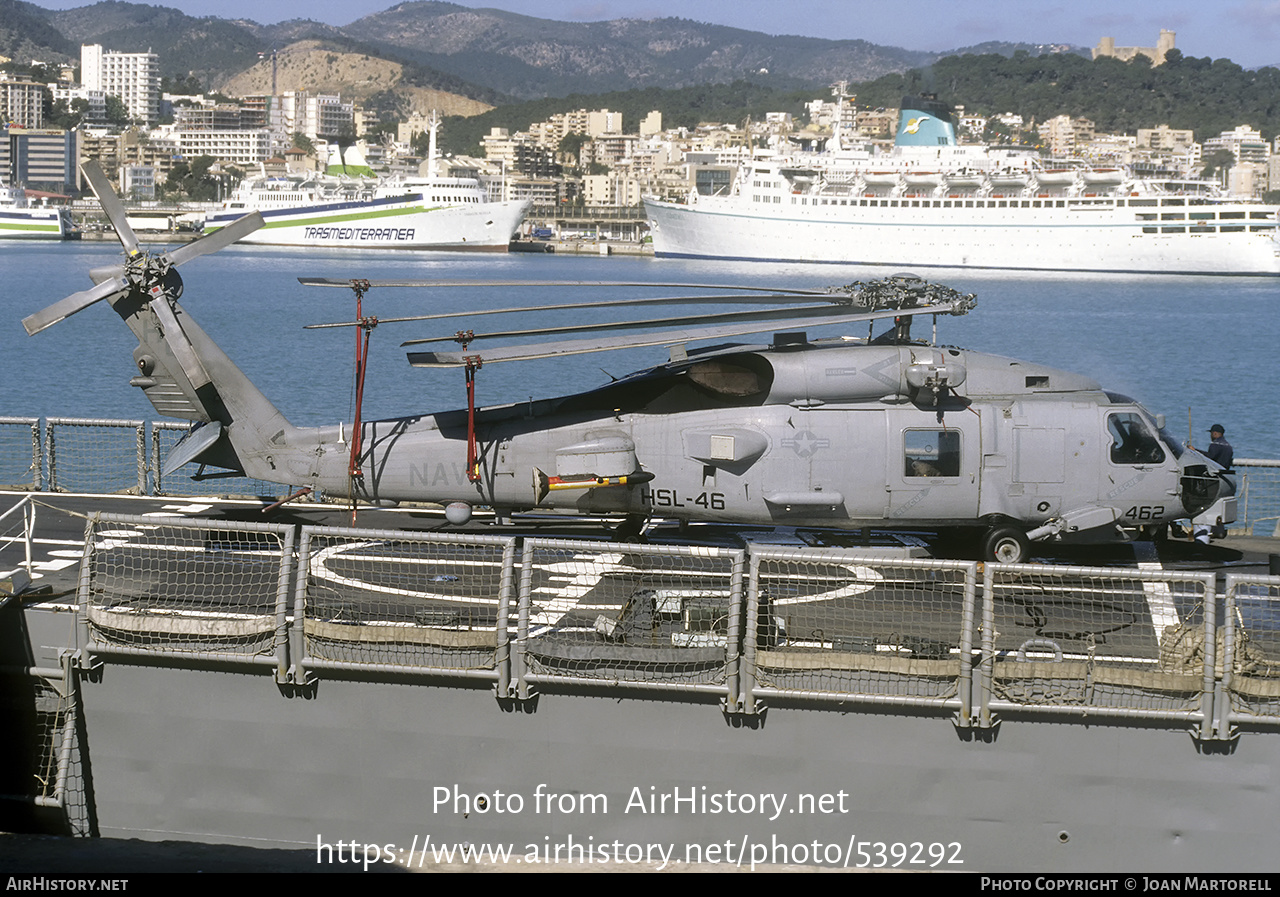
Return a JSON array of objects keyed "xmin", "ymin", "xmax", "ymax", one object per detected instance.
[
  {"xmin": 610, "ymin": 513, "xmax": 650, "ymax": 543},
  {"xmin": 982, "ymin": 526, "xmax": 1030, "ymax": 564},
  {"xmin": 1140, "ymin": 523, "xmax": 1168, "ymax": 542}
]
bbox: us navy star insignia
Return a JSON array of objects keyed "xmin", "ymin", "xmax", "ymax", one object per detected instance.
[{"xmin": 782, "ymin": 430, "xmax": 829, "ymax": 458}]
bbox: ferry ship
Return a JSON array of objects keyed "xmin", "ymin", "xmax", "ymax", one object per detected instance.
[
  {"xmin": 203, "ymin": 130, "xmax": 529, "ymax": 251},
  {"xmin": 0, "ymin": 185, "xmax": 72, "ymax": 240},
  {"xmin": 644, "ymin": 97, "xmax": 1280, "ymax": 275},
  {"xmin": 203, "ymin": 173, "xmax": 530, "ymax": 252}
]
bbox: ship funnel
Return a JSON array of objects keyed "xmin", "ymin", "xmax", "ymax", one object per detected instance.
[{"xmin": 895, "ymin": 95, "xmax": 958, "ymax": 148}]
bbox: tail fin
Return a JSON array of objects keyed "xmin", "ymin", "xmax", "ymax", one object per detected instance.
[{"xmin": 115, "ymin": 288, "xmax": 299, "ymax": 476}]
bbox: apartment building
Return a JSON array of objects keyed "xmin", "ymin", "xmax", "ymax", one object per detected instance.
[
  {"xmin": 81, "ymin": 44, "xmax": 159, "ymax": 125},
  {"xmin": 0, "ymin": 129, "xmax": 77, "ymax": 190},
  {"xmin": 175, "ymin": 128, "xmax": 271, "ymax": 166},
  {"xmin": 0, "ymin": 77, "xmax": 46, "ymax": 129}
]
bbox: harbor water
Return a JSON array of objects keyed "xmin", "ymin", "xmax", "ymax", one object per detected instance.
[{"xmin": 4, "ymin": 242, "xmax": 1278, "ymax": 458}]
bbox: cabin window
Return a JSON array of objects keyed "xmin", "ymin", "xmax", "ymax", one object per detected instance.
[
  {"xmin": 1107, "ymin": 413, "xmax": 1165, "ymax": 465},
  {"xmin": 903, "ymin": 429, "xmax": 961, "ymax": 478}
]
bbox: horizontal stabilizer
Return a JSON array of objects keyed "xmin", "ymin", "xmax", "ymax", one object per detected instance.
[{"xmin": 162, "ymin": 421, "xmax": 225, "ymax": 476}]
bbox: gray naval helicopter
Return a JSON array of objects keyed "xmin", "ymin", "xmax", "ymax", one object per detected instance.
[{"xmin": 25, "ymin": 163, "xmax": 1235, "ymax": 563}]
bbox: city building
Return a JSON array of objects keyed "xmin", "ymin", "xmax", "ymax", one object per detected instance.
[
  {"xmin": 0, "ymin": 128, "xmax": 78, "ymax": 190},
  {"xmin": 0, "ymin": 77, "xmax": 46, "ymax": 129},
  {"xmin": 1203, "ymin": 125, "xmax": 1270, "ymax": 165},
  {"xmin": 1038, "ymin": 115, "xmax": 1096, "ymax": 157},
  {"xmin": 1135, "ymin": 125, "xmax": 1196, "ymax": 153},
  {"xmin": 582, "ymin": 172, "xmax": 642, "ymax": 206},
  {"xmin": 271, "ymin": 91, "xmax": 355, "ymax": 140},
  {"xmin": 80, "ymin": 44, "xmax": 160, "ymax": 125},
  {"xmin": 175, "ymin": 128, "xmax": 272, "ymax": 166},
  {"xmin": 174, "ymin": 105, "xmax": 246, "ymax": 130},
  {"xmin": 51, "ymin": 84, "xmax": 107, "ymax": 123},
  {"xmin": 119, "ymin": 164, "xmax": 156, "ymax": 200}
]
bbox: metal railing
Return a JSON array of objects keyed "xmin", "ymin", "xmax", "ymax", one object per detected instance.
[
  {"xmin": 1236, "ymin": 459, "xmax": 1280, "ymax": 536},
  {"xmin": 64, "ymin": 513, "xmax": 1280, "ymax": 745},
  {"xmin": 0, "ymin": 416, "xmax": 297, "ymax": 499},
  {"xmin": 0, "ymin": 417, "xmax": 42, "ymax": 491},
  {"xmin": 0, "ymin": 493, "xmax": 36, "ymax": 598}
]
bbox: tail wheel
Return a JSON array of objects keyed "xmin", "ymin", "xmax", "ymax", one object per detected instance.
[{"xmin": 982, "ymin": 526, "xmax": 1030, "ymax": 564}]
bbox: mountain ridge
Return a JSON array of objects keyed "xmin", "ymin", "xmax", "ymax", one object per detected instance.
[{"xmin": 1, "ymin": 0, "xmax": 1081, "ymax": 104}]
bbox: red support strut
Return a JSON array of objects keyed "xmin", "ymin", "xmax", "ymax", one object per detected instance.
[{"xmin": 465, "ymin": 356, "xmax": 482, "ymax": 483}]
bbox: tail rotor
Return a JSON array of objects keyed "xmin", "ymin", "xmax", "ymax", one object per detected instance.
[{"xmin": 22, "ymin": 161, "xmax": 263, "ymax": 337}]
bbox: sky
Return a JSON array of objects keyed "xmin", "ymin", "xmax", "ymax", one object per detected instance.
[{"xmin": 28, "ymin": 0, "xmax": 1280, "ymax": 69}]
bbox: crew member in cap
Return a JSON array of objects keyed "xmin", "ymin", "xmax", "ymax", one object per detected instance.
[
  {"xmin": 1189, "ymin": 424, "xmax": 1234, "ymax": 543},
  {"xmin": 1202, "ymin": 424, "xmax": 1234, "ymax": 472}
]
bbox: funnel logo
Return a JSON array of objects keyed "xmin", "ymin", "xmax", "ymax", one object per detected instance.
[{"xmin": 903, "ymin": 116, "xmax": 931, "ymax": 134}]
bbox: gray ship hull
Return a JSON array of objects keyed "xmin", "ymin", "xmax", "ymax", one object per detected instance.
[
  {"xmin": 7, "ymin": 500, "xmax": 1280, "ymax": 873},
  {"xmin": 11, "ymin": 601, "xmax": 1280, "ymax": 872}
]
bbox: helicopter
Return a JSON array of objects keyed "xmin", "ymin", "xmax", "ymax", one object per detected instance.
[{"xmin": 24, "ymin": 163, "xmax": 1235, "ymax": 563}]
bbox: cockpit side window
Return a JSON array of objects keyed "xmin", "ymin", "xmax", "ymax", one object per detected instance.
[
  {"xmin": 1107, "ymin": 413, "xmax": 1165, "ymax": 465},
  {"xmin": 904, "ymin": 429, "xmax": 961, "ymax": 477}
]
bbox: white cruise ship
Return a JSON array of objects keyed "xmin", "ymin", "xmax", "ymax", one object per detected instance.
[{"xmin": 645, "ymin": 97, "xmax": 1280, "ymax": 275}]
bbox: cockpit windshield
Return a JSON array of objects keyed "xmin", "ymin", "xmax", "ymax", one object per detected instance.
[{"xmin": 1107, "ymin": 412, "xmax": 1166, "ymax": 465}]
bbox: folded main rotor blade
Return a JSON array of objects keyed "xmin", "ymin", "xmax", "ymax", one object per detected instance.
[
  {"xmin": 400, "ymin": 302, "xmax": 858, "ymax": 347},
  {"xmin": 408, "ymin": 301, "xmax": 966, "ymax": 367},
  {"xmin": 22, "ymin": 275, "xmax": 130, "ymax": 336},
  {"xmin": 298, "ymin": 277, "xmax": 830, "ymax": 295},
  {"xmin": 81, "ymin": 161, "xmax": 140, "ymax": 257},
  {"xmin": 165, "ymin": 211, "xmax": 264, "ymax": 265},
  {"xmin": 88, "ymin": 263, "xmax": 125, "ymax": 285},
  {"xmin": 307, "ymin": 291, "xmax": 831, "ymax": 330}
]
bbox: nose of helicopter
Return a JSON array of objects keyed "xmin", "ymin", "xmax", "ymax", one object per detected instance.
[{"xmin": 1176, "ymin": 448, "xmax": 1235, "ymax": 519}]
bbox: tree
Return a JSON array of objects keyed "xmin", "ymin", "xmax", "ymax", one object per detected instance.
[
  {"xmin": 161, "ymin": 74, "xmax": 203, "ymax": 95},
  {"xmin": 104, "ymin": 95, "xmax": 131, "ymax": 126},
  {"xmin": 1200, "ymin": 148, "xmax": 1235, "ymax": 183},
  {"xmin": 47, "ymin": 98, "xmax": 89, "ymax": 130},
  {"xmin": 162, "ymin": 155, "xmax": 220, "ymax": 201}
]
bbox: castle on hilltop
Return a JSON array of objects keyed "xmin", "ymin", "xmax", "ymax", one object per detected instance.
[{"xmin": 1093, "ymin": 30, "xmax": 1176, "ymax": 65}]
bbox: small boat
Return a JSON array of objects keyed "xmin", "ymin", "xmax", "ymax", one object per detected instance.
[{"xmin": 1082, "ymin": 168, "xmax": 1125, "ymax": 186}]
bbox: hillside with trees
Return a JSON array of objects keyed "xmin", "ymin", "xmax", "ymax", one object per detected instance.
[
  {"xmin": 438, "ymin": 50, "xmax": 1280, "ymax": 157},
  {"xmin": 851, "ymin": 50, "xmax": 1280, "ymax": 141}
]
